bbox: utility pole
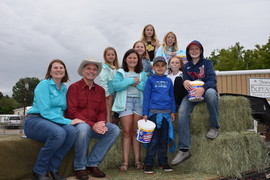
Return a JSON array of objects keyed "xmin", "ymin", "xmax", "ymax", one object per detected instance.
[{"xmin": 21, "ymin": 81, "xmax": 29, "ymax": 134}]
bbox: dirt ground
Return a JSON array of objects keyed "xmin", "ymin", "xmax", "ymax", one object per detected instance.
[{"xmin": 66, "ymin": 168, "xmax": 219, "ymax": 180}]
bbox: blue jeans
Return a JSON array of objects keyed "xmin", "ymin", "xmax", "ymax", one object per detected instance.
[
  {"xmin": 144, "ymin": 114, "xmax": 168, "ymax": 166},
  {"xmin": 24, "ymin": 114, "xmax": 77, "ymax": 175},
  {"xmin": 178, "ymin": 88, "xmax": 220, "ymax": 149},
  {"xmin": 74, "ymin": 122, "xmax": 120, "ymax": 170}
]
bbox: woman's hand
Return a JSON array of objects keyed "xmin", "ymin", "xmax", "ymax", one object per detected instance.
[{"xmin": 71, "ymin": 118, "xmax": 84, "ymax": 125}]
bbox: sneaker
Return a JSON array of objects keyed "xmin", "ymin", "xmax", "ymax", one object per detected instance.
[
  {"xmin": 171, "ymin": 150, "xmax": 191, "ymax": 166},
  {"xmin": 144, "ymin": 165, "xmax": 153, "ymax": 174},
  {"xmin": 205, "ymin": 128, "xmax": 219, "ymax": 139},
  {"xmin": 159, "ymin": 164, "xmax": 173, "ymax": 172}
]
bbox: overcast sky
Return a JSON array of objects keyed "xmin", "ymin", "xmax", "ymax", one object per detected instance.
[{"xmin": 1, "ymin": 0, "xmax": 269, "ymax": 96}]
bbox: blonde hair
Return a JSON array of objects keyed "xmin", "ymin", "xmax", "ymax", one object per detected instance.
[
  {"xmin": 162, "ymin": 32, "xmax": 178, "ymax": 54},
  {"xmin": 133, "ymin": 40, "xmax": 150, "ymax": 60},
  {"xmin": 103, "ymin": 47, "xmax": 120, "ymax": 69},
  {"xmin": 167, "ymin": 56, "xmax": 184, "ymax": 74},
  {"xmin": 140, "ymin": 24, "xmax": 160, "ymax": 47}
]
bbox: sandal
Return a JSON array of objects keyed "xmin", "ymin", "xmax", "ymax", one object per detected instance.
[
  {"xmin": 119, "ymin": 163, "xmax": 128, "ymax": 171},
  {"xmin": 135, "ymin": 162, "xmax": 144, "ymax": 170}
]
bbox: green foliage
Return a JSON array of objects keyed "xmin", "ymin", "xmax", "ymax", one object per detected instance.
[
  {"xmin": 0, "ymin": 96, "xmax": 20, "ymax": 114},
  {"xmin": 12, "ymin": 77, "xmax": 40, "ymax": 106},
  {"xmin": 208, "ymin": 37, "xmax": 270, "ymax": 70}
]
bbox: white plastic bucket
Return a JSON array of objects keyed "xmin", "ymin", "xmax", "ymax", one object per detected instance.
[
  {"xmin": 136, "ymin": 119, "xmax": 156, "ymax": 143},
  {"xmin": 188, "ymin": 80, "xmax": 205, "ymax": 102}
]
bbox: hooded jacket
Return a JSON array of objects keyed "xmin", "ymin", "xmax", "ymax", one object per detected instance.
[
  {"xmin": 112, "ymin": 69, "xmax": 147, "ymax": 112},
  {"xmin": 98, "ymin": 63, "xmax": 115, "ymax": 97},
  {"xmin": 184, "ymin": 40, "xmax": 217, "ymax": 91}
]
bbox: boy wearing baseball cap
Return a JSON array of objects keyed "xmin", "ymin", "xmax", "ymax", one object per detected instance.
[{"xmin": 142, "ymin": 56, "xmax": 176, "ymax": 174}]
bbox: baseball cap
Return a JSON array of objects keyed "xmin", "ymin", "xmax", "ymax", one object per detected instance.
[{"xmin": 153, "ymin": 56, "xmax": 167, "ymax": 65}]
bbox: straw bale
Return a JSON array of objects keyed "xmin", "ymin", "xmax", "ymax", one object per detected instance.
[
  {"xmin": 173, "ymin": 96, "xmax": 254, "ymax": 135},
  {"xmin": 172, "ymin": 131, "xmax": 269, "ymax": 178}
]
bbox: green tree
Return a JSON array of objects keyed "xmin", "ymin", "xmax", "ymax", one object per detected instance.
[
  {"xmin": 209, "ymin": 37, "xmax": 270, "ymax": 71},
  {"xmin": 252, "ymin": 37, "xmax": 270, "ymax": 69},
  {"xmin": 12, "ymin": 77, "xmax": 40, "ymax": 106},
  {"xmin": 209, "ymin": 42, "xmax": 246, "ymax": 71},
  {"xmin": 0, "ymin": 92, "xmax": 3, "ymax": 99},
  {"xmin": 0, "ymin": 96, "xmax": 20, "ymax": 114}
]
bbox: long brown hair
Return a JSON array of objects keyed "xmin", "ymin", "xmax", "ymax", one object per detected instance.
[
  {"xmin": 140, "ymin": 24, "xmax": 160, "ymax": 46},
  {"xmin": 45, "ymin": 59, "xmax": 69, "ymax": 82},
  {"xmin": 103, "ymin": 47, "xmax": 120, "ymax": 69},
  {"xmin": 122, "ymin": 49, "xmax": 143, "ymax": 73},
  {"xmin": 133, "ymin": 40, "xmax": 150, "ymax": 60}
]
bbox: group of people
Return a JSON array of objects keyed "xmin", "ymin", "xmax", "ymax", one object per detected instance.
[{"xmin": 24, "ymin": 24, "xmax": 220, "ymax": 180}]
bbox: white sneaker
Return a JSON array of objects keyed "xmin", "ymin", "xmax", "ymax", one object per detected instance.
[
  {"xmin": 205, "ymin": 128, "xmax": 219, "ymax": 139},
  {"xmin": 171, "ymin": 150, "xmax": 191, "ymax": 166}
]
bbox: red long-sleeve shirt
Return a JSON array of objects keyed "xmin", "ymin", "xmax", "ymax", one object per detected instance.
[{"xmin": 65, "ymin": 79, "xmax": 107, "ymax": 128}]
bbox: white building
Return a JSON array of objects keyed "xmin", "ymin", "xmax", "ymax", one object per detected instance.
[{"xmin": 13, "ymin": 106, "xmax": 32, "ymax": 116}]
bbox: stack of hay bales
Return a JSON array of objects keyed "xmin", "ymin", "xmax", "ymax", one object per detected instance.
[
  {"xmin": 0, "ymin": 96, "xmax": 269, "ymax": 179},
  {"xmin": 171, "ymin": 95, "xmax": 270, "ymax": 178}
]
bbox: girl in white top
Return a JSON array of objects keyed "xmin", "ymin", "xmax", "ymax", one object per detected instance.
[
  {"xmin": 167, "ymin": 56, "xmax": 187, "ymax": 110},
  {"xmin": 167, "ymin": 56, "xmax": 183, "ymax": 85}
]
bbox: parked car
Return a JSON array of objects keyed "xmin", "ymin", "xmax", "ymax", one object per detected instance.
[{"xmin": 4, "ymin": 115, "xmax": 22, "ymax": 129}]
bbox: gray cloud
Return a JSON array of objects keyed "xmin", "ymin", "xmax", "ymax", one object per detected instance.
[{"xmin": 1, "ymin": 0, "xmax": 269, "ymax": 96}]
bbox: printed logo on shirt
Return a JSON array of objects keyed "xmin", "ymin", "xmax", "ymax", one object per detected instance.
[
  {"xmin": 154, "ymin": 81, "xmax": 168, "ymax": 88},
  {"xmin": 199, "ymin": 65, "xmax": 205, "ymax": 78},
  {"xmin": 187, "ymin": 65, "xmax": 205, "ymax": 79},
  {"xmin": 53, "ymin": 90, "xmax": 59, "ymax": 96}
]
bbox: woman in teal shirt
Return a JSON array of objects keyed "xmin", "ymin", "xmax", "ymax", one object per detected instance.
[{"xmin": 24, "ymin": 59, "xmax": 83, "ymax": 180}]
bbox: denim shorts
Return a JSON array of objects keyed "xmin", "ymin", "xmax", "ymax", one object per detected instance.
[{"xmin": 118, "ymin": 96, "xmax": 142, "ymax": 117}]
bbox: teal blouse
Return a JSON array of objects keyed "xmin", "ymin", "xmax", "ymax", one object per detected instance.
[{"xmin": 27, "ymin": 78, "xmax": 72, "ymax": 125}]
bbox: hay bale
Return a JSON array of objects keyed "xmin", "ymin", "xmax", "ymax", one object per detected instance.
[
  {"xmin": 0, "ymin": 136, "xmax": 74, "ymax": 179},
  {"xmin": 0, "ymin": 96, "xmax": 263, "ymax": 179},
  {"xmin": 0, "ymin": 136, "xmax": 42, "ymax": 179},
  {"xmin": 96, "ymin": 134, "xmax": 147, "ymax": 170},
  {"xmin": 173, "ymin": 96, "xmax": 254, "ymax": 135},
  {"xmin": 218, "ymin": 96, "xmax": 254, "ymax": 132},
  {"xmin": 172, "ymin": 131, "xmax": 269, "ymax": 178}
]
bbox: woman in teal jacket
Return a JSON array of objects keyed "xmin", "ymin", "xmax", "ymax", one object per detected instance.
[
  {"xmin": 112, "ymin": 49, "xmax": 147, "ymax": 171},
  {"xmin": 24, "ymin": 59, "xmax": 84, "ymax": 180}
]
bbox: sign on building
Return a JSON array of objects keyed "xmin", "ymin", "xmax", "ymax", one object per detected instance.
[{"xmin": 249, "ymin": 78, "xmax": 270, "ymax": 98}]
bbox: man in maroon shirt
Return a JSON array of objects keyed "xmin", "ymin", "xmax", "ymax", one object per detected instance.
[{"xmin": 66, "ymin": 57, "xmax": 120, "ymax": 180}]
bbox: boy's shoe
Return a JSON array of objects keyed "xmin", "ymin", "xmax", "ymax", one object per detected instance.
[
  {"xmin": 171, "ymin": 150, "xmax": 191, "ymax": 166},
  {"xmin": 144, "ymin": 165, "xmax": 153, "ymax": 174},
  {"xmin": 159, "ymin": 164, "xmax": 173, "ymax": 172},
  {"xmin": 205, "ymin": 128, "xmax": 219, "ymax": 139}
]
